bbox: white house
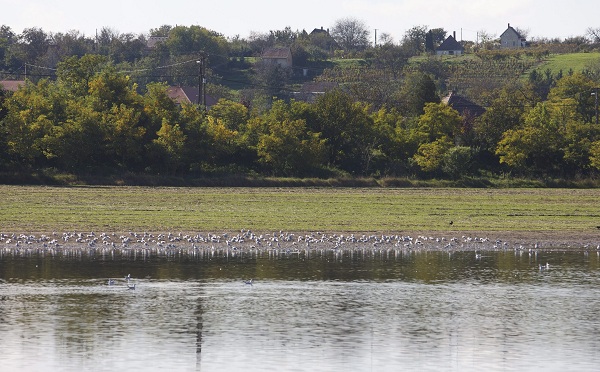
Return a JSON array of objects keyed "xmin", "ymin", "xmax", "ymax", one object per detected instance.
[{"xmin": 500, "ymin": 23, "xmax": 526, "ymax": 49}]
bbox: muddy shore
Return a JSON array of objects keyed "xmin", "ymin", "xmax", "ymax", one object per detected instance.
[{"xmin": 2, "ymin": 229, "xmax": 599, "ymax": 254}]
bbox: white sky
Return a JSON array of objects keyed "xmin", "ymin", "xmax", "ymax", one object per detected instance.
[{"xmin": 2, "ymin": 0, "xmax": 598, "ymax": 42}]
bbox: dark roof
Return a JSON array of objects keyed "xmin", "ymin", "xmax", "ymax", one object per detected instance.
[
  {"xmin": 0, "ymin": 80, "xmax": 25, "ymax": 92},
  {"xmin": 500, "ymin": 24, "xmax": 526, "ymax": 40},
  {"xmin": 167, "ymin": 86, "xmax": 218, "ymax": 107},
  {"xmin": 261, "ymin": 47, "xmax": 291, "ymax": 59},
  {"xmin": 310, "ymin": 27, "xmax": 329, "ymax": 35},
  {"xmin": 437, "ymin": 35, "xmax": 464, "ymax": 52},
  {"xmin": 442, "ymin": 91, "xmax": 486, "ymax": 117}
]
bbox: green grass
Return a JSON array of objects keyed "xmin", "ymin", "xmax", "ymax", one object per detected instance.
[
  {"xmin": 533, "ymin": 52, "xmax": 600, "ymax": 75},
  {"xmin": 1, "ymin": 186, "xmax": 599, "ymax": 234}
]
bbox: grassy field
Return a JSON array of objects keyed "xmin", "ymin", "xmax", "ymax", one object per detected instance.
[
  {"xmin": 1, "ymin": 186, "xmax": 599, "ymax": 236},
  {"xmin": 534, "ymin": 52, "xmax": 600, "ymax": 75}
]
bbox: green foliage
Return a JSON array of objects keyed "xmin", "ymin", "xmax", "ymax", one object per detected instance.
[
  {"xmin": 494, "ymin": 101, "xmax": 592, "ymax": 176},
  {"xmin": 442, "ymin": 146, "xmax": 475, "ymax": 179},
  {"xmin": 413, "ymin": 136, "xmax": 453, "ymax": 173},
  {"xmin": 2, "ymin": 27, "xmax": 600, "ymax": 181},
  {"xmin": 398, "ymin": 72, "xmax": 439, "ymax": 115},
  {"xmin": 257, "ymin": 118, "xmax": 326, "ymax": 176},
  {"xmin": 152, "ymin": 120, "xmax": 187, "ymax": 174},
  {"xmin": 414, "ymin": 102, "xmax": 462, "ymax": 143},
  {"xmin": 590, "ymin": 141, "xmax": 600, "ymax": 170}
]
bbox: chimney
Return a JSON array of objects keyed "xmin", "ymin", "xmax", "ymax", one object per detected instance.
[{"xmin": 453, "ymin": 31, "xmax": 456, "ymax": 39}]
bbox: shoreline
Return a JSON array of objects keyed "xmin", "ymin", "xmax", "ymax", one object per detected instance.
[{"xmin": 2, "ymin": 230, "xmax": 599, "ymax": 253}]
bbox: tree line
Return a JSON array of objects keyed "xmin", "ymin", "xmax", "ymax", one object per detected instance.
[{"xmin": 1, "ymin": 22, "xmax": 600, "ymax": 180}]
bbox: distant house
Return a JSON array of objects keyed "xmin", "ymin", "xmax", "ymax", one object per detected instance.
[
  {"xmin": 261, "ymin": 47, "xmax": 293, "ymax": 68},
  {"xmin": 500, "ymin": 23, "xmax": 526, "ymax": 49},
  {"xmin": 436, "ymin": 32, "xmax": 464, "ymax": 56},
  {"xmin": 309, "ymin": 26, "xmax": 329, "ymax": 37},
  {"xmin": 167, "ymin": 86, "xmax": 217, "ymax": 108},
  {"xmin": 0, "ymin": 80, "xmax": 25, "ymax": 92},
  {"xmin": 442, "ymin": 91, "xmax": 486, "ymax": 117},
  {"xmin": 309, "ymin": 26, "xmax": 338, "ymax": 52}
]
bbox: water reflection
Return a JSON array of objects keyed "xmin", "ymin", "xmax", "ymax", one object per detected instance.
[{"xmin": 1, "ymin": 249, "xmax": 599, "ymax": 371}]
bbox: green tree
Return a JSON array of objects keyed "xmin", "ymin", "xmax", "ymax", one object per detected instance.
[
  {"xmin": 562, "ymin": 119, "xmax": 600, "ymax": 175},
  {"xmin": 208, "ymin": 99, "xmax": 249, "ymax": 130},
  {"xmin": 252, "ymin": 61, "xmax": 291, "ymax": 103},
  {"xmin": 312, "ymin": 90, "xmax": 377, "ymax": 174},
  {"xmin": 152, "ymin": 120, "xmax": 187, "ymax": 174},
  {"xmin": 398, "ymin": 72, "xmax": 440, "ymax": 116},
  {"xmin": 495, "ymin": 102, "xmax": 567, "ymax": 175},
  {"xmin": 401, "ymin": 25, "xmax": 428, "ymax": 56},
  {"xmin": 474, "ymin": 86, "xmax": 526, "ymax": 153},
  {"xmin": 413, "ymin": 136, "xmax": 454, "ymax": 173},
  {"xmin": 590, "ymin": 140, "xmax": 600, "ymax": 171},
  {"xmin": 37, "ymin": 102, "xmax": 104, "ymax": 171},
  {"xmin": 102, "ymin": 104, "xmax": 146, "ymax": 169},
  {"xmin": 141, "ymin": 82, "xmax": 179, "ymax": 137},
  {"xmin": 56, "ymin": 55, "xmax": 108, "ymax": 97},
  {"xmin": 88, "ymin": 68, "xmax": 138, "ymax": 111},
  {"xmin": 165, "ymin": 25, "xmax": 229, "ymax": 65},
  {"xmin": 370, "ymin": 43, "xmax": 409, "ymax": 79},
  {"xmin": 442, "ymin": 146, "xmax": 475, "ymax": 179},
  {"xmin": 257, "ymin": 118, "xmax": 326, "ymax": 176},
  {"xmin": 1, "ymin": 80, "xmax": 65, "ymax": 167},
  {"xmin": 414, "ymin": 102, "xmax": 462, "ymax": 144},
  {"xmin": 548, "ymin": 72, "xmax": 597, "ymax": 123}
]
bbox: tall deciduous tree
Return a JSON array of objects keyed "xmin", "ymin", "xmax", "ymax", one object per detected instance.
[
  {"xmin": 398, "ymin": 72, "xmax": 439, "ymax": 116},
  {"xmin": 414, "ymin": 102, "xmax": 462, "ymax": 144},
  {"xmin": 330, "ymin": 18, "xmax": 370, "ymax": 51},
  {"xmin": 257, "ymin": 118, "xmax": 325, "ymax": 176},
  {"xmin": 56, "ymin": 54, "xmax": 108, "ymax": 97},
  {"xmin": 495, "ymin": 102, "xmax": 574, "ymax": 175},
  {"xmin": 312, "ymin": 90, "xmax": 377, "ymax": 174},
  {"xmin": 401, "ymin": 25, "xmax": 428, "ymax": 56},
  {"xmin": 152, "ymin": 120, "xmax": 187, "ymax": 174}
]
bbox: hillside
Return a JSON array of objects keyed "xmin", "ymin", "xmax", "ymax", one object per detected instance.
[{"xmin": 532, "ymin": 52, "xmax": 600, "ymax": 75}]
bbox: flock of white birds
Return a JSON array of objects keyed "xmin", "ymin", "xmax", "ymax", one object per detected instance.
[{"xmin": 2, "ymin": 229, "xmax": 596, "ymax": 258}]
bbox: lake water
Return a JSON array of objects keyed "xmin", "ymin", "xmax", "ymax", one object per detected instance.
[{"xmin": 1, "ymin": 247, "xmax": 600, "ymax": 371}]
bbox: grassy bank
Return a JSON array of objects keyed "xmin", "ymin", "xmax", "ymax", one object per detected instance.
[
  {"xmin": 2, "ymin": 170, "xmax": 600, "ymax": 189},
  {"xmin": 1, "ymin": 185, "xmax": 599, "ymax": 235}
]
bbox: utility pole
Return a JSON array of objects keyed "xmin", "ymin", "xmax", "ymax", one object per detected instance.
[
  {"xmin": 374, "ymin": 29, "xmax": 377, "ymax": 47},
  {"xmin": 593, "ymin": 87, "xmax": 599, "ymax": 125},
  {"xmin": 197, "ymin": 53, "xmax": 206, "ymax": 109}
]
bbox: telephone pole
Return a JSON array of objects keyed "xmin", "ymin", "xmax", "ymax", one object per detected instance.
[
  {"xmin": 196, "ymin": 53, "xmax": 206, "ymax": 109},
  {"xmin": 593, "ymin": 87, "xmax": 599, "ymax": 125}
]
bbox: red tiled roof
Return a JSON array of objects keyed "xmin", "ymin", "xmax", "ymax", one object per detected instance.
[
  {"xmin": 167, "ymin": 86, "xmax": 218, "ymax": 107},
  {"xmin": 262, "ymin": 47, "xmax": 291, "ymax": 59},
  {"xmin": 0, "ymin": 80, "xmax": 25, "ymax": 92}
]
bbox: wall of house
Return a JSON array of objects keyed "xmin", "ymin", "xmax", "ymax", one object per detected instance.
[
  {"xmin": 501, "ymin": 30, "xmax": 524, "ymax": 49},
  {"xmin": 436, "ymin": 50, "xmax": 462, "ymax": 56}
]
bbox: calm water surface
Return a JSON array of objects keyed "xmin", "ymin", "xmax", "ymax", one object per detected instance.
[{"xmin": 1, "ymin": 249, "xmax": 600, "ymax": 372}]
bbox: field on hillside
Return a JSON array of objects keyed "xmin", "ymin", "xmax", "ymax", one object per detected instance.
[{"xmin": 536, "ymin": 52, "xmax": 600, "ymax": 75}]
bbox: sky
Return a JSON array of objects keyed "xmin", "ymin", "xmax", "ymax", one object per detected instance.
[{"xmin": 2, "ymin": 0, "xmax": 598, "ymax": 42}]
